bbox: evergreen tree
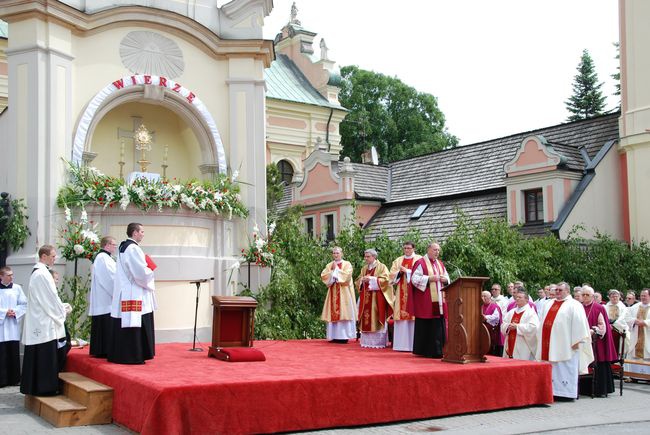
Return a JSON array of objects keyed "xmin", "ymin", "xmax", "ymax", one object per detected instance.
[
  {"xmin": 612, "ymin": 42, "xmax": 621, "ymax": 103},
  {"xmin": 565, "ymin": 49, "xmax": 607, "ymax": 121}
]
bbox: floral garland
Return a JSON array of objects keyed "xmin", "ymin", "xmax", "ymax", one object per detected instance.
[
  {"xmin": 58, "ymin": 208, "xmax": 101, "ymax": 261},
  {"xmin": 56, "ymin": 161, "xmax": 248, "ymax": 219}
]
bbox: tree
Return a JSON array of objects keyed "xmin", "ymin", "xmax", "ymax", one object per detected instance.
[
  {"xmin": 339, "ymin": 66, "xmax": 458, "ymax": 164},
  {"xmin": 565, "ymin": 49, "xmax": 607, "ymax": 121},
  {"xmin": 611, "ymin": 42, "xmax": 620, "ymax": 104}
]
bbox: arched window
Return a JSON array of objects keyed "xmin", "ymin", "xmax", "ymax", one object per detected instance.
[{"xmin": 277, "ymin": 160, "xmax": 294, "ymax": 184}]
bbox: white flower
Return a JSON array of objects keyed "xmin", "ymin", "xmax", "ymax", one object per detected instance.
[
  {"xmin": 232, "ymin": 170, "xmax": 239, "ymax": 182},
  {"xmin": 86, "ymin": 187, "xmax": 95, "ymax": 198},
  {"xmin": 228, "ymin": 261, "xmax": 241, "ymax": 270},
  {"xmin": 81, "ymin": 229, "xmax": 99, "ymax": 243},
  {"xmin": 255, "ymin": 238, "xmax": 266, "ymax": 250},
  {"xmin": 105, "ymin": 190, "xmax": 115, "ymax": 202},
  {"xmin": 119, "ymin": 185, "xmax": 130, "ymax": 210},
  {"xmin": 64, "ymin": 206, "xmax": 71, "ymax": 222},
  {"xmin": 73, "ymin": 244, "xmax": 85, "ymax": 255},
  {"xmin": 80, "ymin": 209, "xmax": 88, "ymax": 224},
  {"xmin": 253, "ymin": 224, "xmax": 260, "ymax": 234},
  {"xmin": 268, "ymin": 222, "xmax": 276, "ymax": 235}
]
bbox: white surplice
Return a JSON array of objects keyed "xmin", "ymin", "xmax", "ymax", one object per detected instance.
[
  {"xmin": 624, "ymin": 302, "xmax": 650, "ymax": 376},
  {"xmin": 22, "ymin": 263, "xmax": 66, "ymax": 345},
  {"xmin": 89, "ymin": 251, "xmax": 116, "ymax": 316},
  {"xmin": 0, "ymin": 284, "xmax": 27, "ymax": 342}
]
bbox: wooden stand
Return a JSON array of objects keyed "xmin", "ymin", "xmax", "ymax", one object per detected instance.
[
  {"xmin": 442, "ymin": 276, "xmax": 490, "ymax": 364},
  {"xmin": 208, "ymin": 296, "xmax": 257, "ymax": 359}
]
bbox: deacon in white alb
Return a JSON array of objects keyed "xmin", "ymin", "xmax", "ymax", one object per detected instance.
[
  {"xmin": 108, "ymin": 223, "xmax": 156, "ymax": 364},
  {"xmin": 536, "ymin": 282, "xmax": 593, "ymax": 399},
  {"xmin": 502, "ymin": 290, "xmax": 539, "ymax": 360},
  {"xmin": 0, "ymin": 266, "xmax": 27, "ymax": 387},
  {"xmin": 88, "ymin": 236, "xmax": 117, "ymax": 358}
]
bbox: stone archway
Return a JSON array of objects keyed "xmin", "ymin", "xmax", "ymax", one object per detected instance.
[{"xmin": 72, "ymin": 74, "xmax": 227, "ymax": 174}]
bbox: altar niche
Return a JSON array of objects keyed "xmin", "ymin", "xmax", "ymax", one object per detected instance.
[{"xmin": 89, "ymin": 102, "xmax": 204, "ymax": 181}]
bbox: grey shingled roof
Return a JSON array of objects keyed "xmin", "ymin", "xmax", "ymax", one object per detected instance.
[
  {"xmin": 265, "ymin": 54, "xmax": 342, "ymax": 109},
  {"xmin": 350, "ymin": 163, "xmax": 389, "ymax": 200},
  {"xmin": 365, "ymin": 191, "xmax": 507, "ymax": 242},
  {"xmin": 386, "ymin": 113, "xmax": 620, "ymax": 204}
]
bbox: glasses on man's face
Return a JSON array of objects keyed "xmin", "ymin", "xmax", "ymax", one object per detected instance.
[{"xmin": 491, "ymin": 288, "xmax": 499, "ymax": 291}]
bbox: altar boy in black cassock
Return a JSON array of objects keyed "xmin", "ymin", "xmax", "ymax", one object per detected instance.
[{"xmin": 108, "ymin": 223, "xmax": 156, "ymax": 364}]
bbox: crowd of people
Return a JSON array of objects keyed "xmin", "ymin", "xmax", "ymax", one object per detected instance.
[
  {"xmin": 0, "ymin": 222, "xmax": 157, "ymax": 396},
  {"xmin": 320, "ymin": 242, "xmax": 650, "ymax": 399}
]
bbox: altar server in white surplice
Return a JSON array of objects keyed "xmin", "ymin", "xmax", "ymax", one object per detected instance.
[
  {"xmin": 88, "ymin": 236, "xmax": 117, "ymax": 358},
  {"xmin": 388, "ymin": 241, "xmax": 421, "ymax": 352},
  {"xmin": 502, "ymin": 291, "xmax": 539, "ymax": 360},
  {"xmin": 624, "ymin": 288, "xmax": 650, "ymax": 378},
  {"xmin": 21, "ymin": 245, "xmax": 71, "ymax": 396},
  {"xmin": 108, "ymin": 223, "xmax": 156, "ymax": 365},
  {"xmin": 0, "ymin": 266, "xmax": 27, "ymax": 387},
  {"xmin": 536, "ymin": 282, "xmax": 593, "ymax": 399}
]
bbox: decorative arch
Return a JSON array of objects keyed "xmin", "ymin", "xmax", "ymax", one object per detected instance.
[{"xmin": 72, "ymin": 74, "xmax": 227, "ymax": 173}]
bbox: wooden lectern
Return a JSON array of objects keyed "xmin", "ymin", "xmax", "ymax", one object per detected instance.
[
  {"xmin": 208, "ymin": 296, "xmax": 257, "ymax": 359},
  {"xmin": 442, "ymin": 276, "xmax": 491, "ymax": 364}
]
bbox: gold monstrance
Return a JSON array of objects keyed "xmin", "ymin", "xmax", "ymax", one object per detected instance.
[{"xmin": 134, "ymin": 124, "xmax": 153, "ymax": 172}]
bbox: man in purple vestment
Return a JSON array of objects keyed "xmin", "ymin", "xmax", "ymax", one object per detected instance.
[
  {"xmin": 481, "ymin": 291, "xmax": 504, "ymax": 357},
  {"xmin": 579, "ymin": 286, "xmax": 618, "ymax": 397}
]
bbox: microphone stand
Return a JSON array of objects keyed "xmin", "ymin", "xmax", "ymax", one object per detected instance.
[{"xmin": 188, "ymin": 278, "xmax": 213, "ymax": 352}]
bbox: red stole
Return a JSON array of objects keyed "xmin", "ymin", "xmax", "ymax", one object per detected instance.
[
  {"xmin": 397, "ymin": 257, "xmax": 414, "ymax": 319},
  {"xmin": 541, "ymin": 300, "xmax": 565, "ymax": 361},
  {"xmin": 506, "ymin": 310, "xmax": 524, "ymax": 358},
  {"xmin": 358, "ymin": 267, "xmax": 389, "ymax": 332},
  {"xmin": 329, "ymin": 262, "xmax": 343, "ymax": 322}
]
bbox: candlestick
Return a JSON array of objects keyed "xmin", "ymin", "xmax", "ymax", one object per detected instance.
[
  {"xmin": 120, "ymin": 139, "xmax": 125, "ymax": 161},
  {"xmin": 162, "ymin": 163, "xmax": 168, "ymax": 182},
  {"xmin": 163, "ymin": 144, "xmax": 168, "ymax": 165}
]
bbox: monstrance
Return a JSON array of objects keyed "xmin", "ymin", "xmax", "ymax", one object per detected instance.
[{"xmin": 134, "ymin": 124, "xmax": 153, "ymax": 172}]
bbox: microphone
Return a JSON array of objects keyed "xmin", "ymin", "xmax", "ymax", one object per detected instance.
[{"xmin": 189, "ymin": 277, "xmax": 215, "ymax": 284}]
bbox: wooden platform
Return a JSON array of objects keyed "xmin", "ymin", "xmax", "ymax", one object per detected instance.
[{"xmin": 24, "ymin": 372, "xmax": 113, "ymax": 428}]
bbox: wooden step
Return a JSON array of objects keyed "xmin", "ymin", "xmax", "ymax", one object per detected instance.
[
  {"xmin": 23, "ymin": 372, "xmax": 114, "ymax": 428},
  {"xmin": 25, "ymin": 395, "xmax": 87, "ymax": 428},
  {"xmin": 58, "ymin": 372, "xmax": 113, "ymax": 425}
]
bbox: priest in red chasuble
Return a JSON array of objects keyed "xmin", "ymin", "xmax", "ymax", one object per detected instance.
[
  {"xmin": 388, "ymin": 241, "xmax": 421, "ymax": 352},
  {"xmin": 408, "ymin": 242, "xmax": 449, "ymax": 358},
  {"xmin": 320, "ymin": 246, "xmax": 356, "ymax": 343},
  {"xmin": 355, "ymin": 249, "xmax": 394, "ymax": 348},
  {"xmin": 579, "ymin": 286, "xmax": 617, "ymax": 397},
  {"xmin": 501, "ymin": 290, "xmax": 538, "ymax": 360},
  {"xmin": 536, "ymin": 282, "xmax": 593, "ymax": 400}
]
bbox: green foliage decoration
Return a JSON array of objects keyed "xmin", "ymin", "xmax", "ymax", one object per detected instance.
[
  {"xmin": 0, "ymin": 197, "xmax": 31, "ymax": 251},
  {"xmin": 58, "ymin": 274, "xmax": 91, "ymax": 340}
]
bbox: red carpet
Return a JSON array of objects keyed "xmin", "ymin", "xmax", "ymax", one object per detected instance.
[{"xmin": 65, "ymin": 340, "xmax": 552, "ymax": 434}]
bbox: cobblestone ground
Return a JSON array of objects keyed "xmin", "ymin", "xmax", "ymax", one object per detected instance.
[{"xmin": 1, "ymin": 381, "xmax": 648, "ymax": 434}]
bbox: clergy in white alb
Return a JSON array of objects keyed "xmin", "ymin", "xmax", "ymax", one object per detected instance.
[
  {"xmin": 388, "ymin": 242, "xmax": 421, "ymax": 351},
  {"xmin": 605, "ymin": 289, "xmax": 628, "ymax": 355},
  {"xmin": 501, "ymin": 294, "xmax": 539, "ymax": 360},
  {"xmin": 536, "ymin": 282, "xmax": 593, "ymax": 399},
  {"xmin": 624, "ymin": 288, "xmax": 650, "ymax": 377},
  {"xmin": 320, "ymin": 246, "xmax": 356, "ymax": 343},
  {"xmin": 0, "ymin": 267, "xmax": 27, "ymax": 387},
  {"xmin": 89, "ymin": 236, "xmax": 117, "ymax": 358},
  {"xmin": 20, "ymin": 245, "xmax": 70, "ymax": 396},
  {"xmin": 108, "ymin": 223, "xmax": 156, "ymax": 365}
]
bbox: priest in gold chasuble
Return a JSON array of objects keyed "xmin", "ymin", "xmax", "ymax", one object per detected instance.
[
  {"xmin": 356, "ymin": 249, "xmax": 394, "ymax": 348},
  {"xmin": 320, "ymin": 247, "xmax": 356, "ymax": 343},
  {"xmin": 388, "ymin": 241, "xmax": 421, "ymax": 352}
]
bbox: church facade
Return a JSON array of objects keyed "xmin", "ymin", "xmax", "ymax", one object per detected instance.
[{"xmin": 0, "ymin": 0, "xmax": 273, "ymax": 342}]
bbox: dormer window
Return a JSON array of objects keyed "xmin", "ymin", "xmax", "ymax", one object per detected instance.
[
  {"xmin": 411, "ymin": 204, "xmax": 428, "ymax": 220},
  {"xmin": 524, "ymin": 189, "xmax": 544, "ymax": 223}
]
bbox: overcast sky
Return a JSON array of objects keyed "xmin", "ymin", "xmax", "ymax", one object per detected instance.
[{"xmin": 260, "ymin": 0, "xmax": 620, "ymax": 146}]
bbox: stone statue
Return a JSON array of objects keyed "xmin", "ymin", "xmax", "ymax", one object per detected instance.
[
  {"xmin": 290, "ymin": 2, "xmax": 301, "ymax": 25},
  {"xmin": 320, "ymin": 38, "xmax": 329, "ymax": 60}
]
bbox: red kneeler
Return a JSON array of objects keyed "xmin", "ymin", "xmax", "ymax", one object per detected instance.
[{"xmin": 208, "ymin": 296, "xmax": 265, "ymax": 362}]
